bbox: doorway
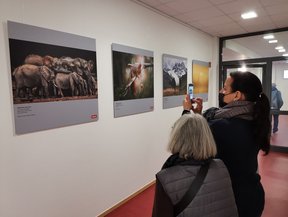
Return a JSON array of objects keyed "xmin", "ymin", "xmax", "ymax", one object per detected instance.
[{"xmin": 221, "ymin": 59, "xmax": 288, "ymax": 151}]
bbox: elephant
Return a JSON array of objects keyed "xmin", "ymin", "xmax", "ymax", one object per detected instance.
[
  {"xmin": 54, "ymin": 72, "xmax": 82, "ymax": 97},
  {"xmin": 24, "ymin": 54, "xmax": 54, "ymax": 68},
  {"xmin": 52, "ymin": 57, "xmax": 83, "ymax": 75},
  {"xmin": 13, "ymin": 64, "xmax": 55, "ymax": 98},
  {"xmin": 24, "ymin": 54, "xmax": 43, "ymax": 66},
  {"xmin": 91, "ymin": 76, "xmax": 97, "ymax": 96}
]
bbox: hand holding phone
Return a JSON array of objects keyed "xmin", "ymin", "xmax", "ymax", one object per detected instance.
[{"xmin": 188, "ymin": 83, "xmax": 194, "ymax": 100}]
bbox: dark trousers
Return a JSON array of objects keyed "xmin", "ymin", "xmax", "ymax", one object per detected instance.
[
  {"xmin": 235, "ymin": 182, "xmax": 265, "ymax": 217},
  {"xmin": 272, "ymin": 113, "xmax": 279, "ymax": 132}
]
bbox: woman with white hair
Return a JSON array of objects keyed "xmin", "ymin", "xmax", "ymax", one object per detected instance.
[{"xmin": 152, "ymin": 113, "xmax": 238, "ymax": 217}]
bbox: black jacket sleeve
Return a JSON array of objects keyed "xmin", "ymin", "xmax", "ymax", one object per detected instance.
[
  {"xmin": 182, "ymin": 110, "xmax": 191, "ymax": 116},
  {"xmin": 152, "ymin": 178, "xmax": 174, "ymax": 217}
]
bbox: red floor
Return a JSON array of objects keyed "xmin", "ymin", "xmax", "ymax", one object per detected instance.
[
  {"xmin": 259, "ymin": 151, "xmax": 288, "ymax": 217},
  {"xmin": 104, "ymin": 151, "xmax": 288, "ymax": 217},
  {"xmin": 104, "ymin": 184, "xmax": 155, "ymax": 217},
  {"xmin": 271, "ymin": 115, "xmax": 288, "ymax": 147}
]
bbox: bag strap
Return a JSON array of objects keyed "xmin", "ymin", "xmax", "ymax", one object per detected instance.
[{"xmin": 174, "ymin": 162, "xmax": 210, "ymax": 216}]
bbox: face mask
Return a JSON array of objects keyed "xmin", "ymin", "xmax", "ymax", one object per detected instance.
[
  {"xmin": 218, "ymin": 92, "xmax": 235, "ymax": 107},
  {"xmin": 218, "ymin": 93, "xmax": 227, "ymax": 107}
]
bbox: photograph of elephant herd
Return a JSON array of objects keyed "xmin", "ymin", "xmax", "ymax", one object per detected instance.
[{"xmin": 9, "ymin": 39, "xmax": 97, "ymax": 104}]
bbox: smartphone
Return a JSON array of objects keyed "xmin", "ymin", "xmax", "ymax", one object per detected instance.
[{"xmin": 188, "ymin": 83, "xmax": 194, "ymax": 100}]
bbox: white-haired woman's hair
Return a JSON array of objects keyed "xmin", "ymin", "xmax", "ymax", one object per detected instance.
[{"xmin": 168, "ymin": 113, "xmax": 217, "ymax": 160}]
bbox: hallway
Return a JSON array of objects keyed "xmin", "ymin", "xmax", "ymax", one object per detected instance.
[{"xmin": 104, "ymin": 151, "xmax": 288, "ymax": 217}]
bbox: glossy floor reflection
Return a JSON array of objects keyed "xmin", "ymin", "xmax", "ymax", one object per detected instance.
[
  {"xmin": 259, "ymin": 151, "xmax": 288, "ymax": 217},
  {"xmin": 271, "ymin": 115, "xmax": 288, "ymax": 147}
]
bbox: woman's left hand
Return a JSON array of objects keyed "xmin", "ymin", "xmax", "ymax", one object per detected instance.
[{"xmin": 183, "ymin": 95, "xmax": 192, "ymax": 111}]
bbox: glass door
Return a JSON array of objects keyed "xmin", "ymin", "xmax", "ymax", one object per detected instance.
[
  {"xmin": 222, "ymin": 63, "xmax": 266, "ymax": 88},
  {"xmin": 270, "ymin": 60, "xmax": 288, "ymax": 150}
]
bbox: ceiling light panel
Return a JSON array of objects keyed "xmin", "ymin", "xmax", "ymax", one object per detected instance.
[
  {"xmin": 241, "ymin": 11, "xmax": 258, "ymax": 19},
  {"xmin": 268, "ymin": 40, "xmax": 278, "ymax": 43},
  {"xmin": 263, "ymin": 35, "xmax": 274, "ymax": 39}
]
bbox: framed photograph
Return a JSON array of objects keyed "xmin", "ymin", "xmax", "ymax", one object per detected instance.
[
  {"xmin": 112, "ymin": 43, "xmax": 154, "ymax": 118},
  {"xmin": 192, "ymin": 60, "xmax": 210, "ymax": 102},
  {"xmin": 8, "ymin": 21, "xmax": 98, "ymax": 134},
  {"xmin": 162, "ymin": 54, "xmax": 187, "ymax": 109}
]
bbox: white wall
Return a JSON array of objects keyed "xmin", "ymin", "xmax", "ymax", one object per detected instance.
[{"xmin": 0, "ymin": 0, "xmax": 218, "ymax": 216}]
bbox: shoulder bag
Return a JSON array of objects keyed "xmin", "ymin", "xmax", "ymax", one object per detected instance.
[{"xmin": 174, "ymin": 162, "xmax": 210, "ymax": 216}]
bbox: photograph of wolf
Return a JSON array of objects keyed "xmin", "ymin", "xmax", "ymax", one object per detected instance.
[
  {"xmin": 9, "ymin": 39, "xmax": 97, "ymax": 104},
  {"xmin": 162, "ymin": 54, "xmax": 187, "ymax": 96},
  {"xmin": 113, "ymin": 50, "xmax": 153, "ymax": 101}
]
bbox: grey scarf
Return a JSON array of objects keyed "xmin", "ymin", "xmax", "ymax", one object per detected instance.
[{"xmin": 204, "ymin": 101, "xmax": 254, "ymax": 121}]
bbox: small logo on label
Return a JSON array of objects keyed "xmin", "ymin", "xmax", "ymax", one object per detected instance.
[{"xmin": 91, "ymin": 114, "xmax": 97, "ymax": 119}]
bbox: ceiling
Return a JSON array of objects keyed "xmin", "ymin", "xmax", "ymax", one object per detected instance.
[
  {"xmin": 131, "ymin": 0, "xmax": 288, "ymax": 60},
  {"xmin": 131, "ymin": 0, "xmax": 288, "ymax": 37}
]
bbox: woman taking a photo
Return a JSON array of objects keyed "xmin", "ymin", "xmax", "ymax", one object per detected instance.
[{"xmin": 183, "ymin": 71, "xmax": 271, "ymax": 217}]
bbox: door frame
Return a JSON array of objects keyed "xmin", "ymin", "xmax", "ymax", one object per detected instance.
[{"xmin": 221, "ymin": 58, "xmax": 288, "ymax": 115}]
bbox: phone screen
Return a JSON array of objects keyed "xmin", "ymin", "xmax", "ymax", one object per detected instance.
[{"xmin": 188, "ymin": 83, "xmax": 194, "ymax": 100}]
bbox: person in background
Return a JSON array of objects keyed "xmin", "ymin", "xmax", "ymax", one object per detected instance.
[
  {"xmin": 183, "ymin": 71, "xmax": 271, "ymax": 217},
  {"xmin": 152, "ymin": 113, "xmax": 238, "ymax": 217},
  {"xmin": 271, "ymin": 83, "xmax": 283, "ymax": 133}
]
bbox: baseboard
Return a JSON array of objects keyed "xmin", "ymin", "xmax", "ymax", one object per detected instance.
[{"xmin": 97, "ymin": 179, "xmax": 156, "ymax": 217}]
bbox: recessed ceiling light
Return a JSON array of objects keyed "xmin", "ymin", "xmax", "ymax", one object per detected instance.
[
  {"xmin": 263, "ymin": 35, "xmax": 274, "ymax": 39},
  {"xmin": 238, "ymin": 65, "xmax": 247, "ymax": 72},
  {"xmin": 283, "ymin": 53, "xmax": 288, "ymax": 57},
  {"xmin": 241, "ymin": 11, "xmax": 258, "ymax": 19},
  {"xmin": 269, "ymin": 40, "xmax": 278, "ymax": 43},
  {"xmin": 279, "ymin": 49, "xmax": 286, "ymax": 52},
  {"xmin": 275, "ymin": 46, "xmax": 284, "ymax": 50}
]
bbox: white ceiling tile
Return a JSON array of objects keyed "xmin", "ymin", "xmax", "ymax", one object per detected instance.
[
  {"xmin": 202, "ymin": 23, "xmax": 246, "ymax": 35},
  {"xmin": 197, "ymin": 15, "xmax": 234, "ymax": 27},
  {"xmin": 219, "ymin": 28, "xmax": 247, "ymax": 37},
  {"xmin": 270, "ymin": 13, "xmax": 288, "ymax": 28},
  {"xmin": 228, "ymin": 8, "xmax": 269, "ymax": 22},
  {"xmin": 216, "ymin": 0, "xmax": 263, "ymax": 14},
  {"xmin": 159, "ymin": 0, "xmax": 175, "ymax": 3},
  {"xmin": 274, "ymin": 20, "xmax": 288, "ymax": 28},
  {"xmin": 264, "ymin": 3, "xmax": 288, "ymax": 15},
  {"xmin": 174, "ymin": 6, "xmax": 224, "ymax": 22},
  {"xmin": 242, "ymin": 23, "xmax": 277, "ymax": 32},
  {"xmin": 238, "ymin": 16, "xmax": 277, "ymax": 32},
  {"xmin": 270, "ymin": 13, "xmax": 288, "ymax": 24},
  {"xmin": 238, "ymin": 16, "xmax": 275, "ymax": 27},
  {"xmin": 216, "ymin": 28, "xmax": 247, "ymax": 37},
  {"xmin": 260, "ymin": 0, "xmax": 288, "ymax": 7},
  {"xmin": 239, "ymin": 17, "xmax": 277, "ymax": 32},
  {"xmin": 164, "ymin": 0, "xmax": 212, "ymax": 13},
  {"xmin": 270, "ymin": 13, "xmax": 288, "ymax": 21},
  {"xmin": 208, "ymin": 0, "xmax": 237, "ymax": 5}
]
